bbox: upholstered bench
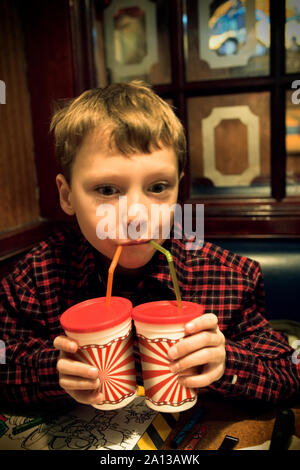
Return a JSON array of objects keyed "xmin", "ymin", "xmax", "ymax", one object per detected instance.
[{"xmin": 208, "ymin": 238, "xmax": 300, "ymax": 322}]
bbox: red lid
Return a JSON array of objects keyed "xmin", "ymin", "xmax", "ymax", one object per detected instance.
[
  {"xmin": 132, "ymin": 300, "xmax": 204, "ymax": 325},
  {"xmin": 60, "ymin": 297, "xmax": 132, "ymax": 333}
]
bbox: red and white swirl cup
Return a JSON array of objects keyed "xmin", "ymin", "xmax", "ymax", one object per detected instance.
[
  {"xmin": 132, "ymin": 300, "xmax": 204, "ymax": 413},
  {"xmin": 60, "ymin": 297, "xmax": 138, "ymax": 410}
]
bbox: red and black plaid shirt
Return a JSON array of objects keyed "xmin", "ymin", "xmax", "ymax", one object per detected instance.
[{"xmin": 0, "ymin": 224, "xmax": 299, "ymax": 405}]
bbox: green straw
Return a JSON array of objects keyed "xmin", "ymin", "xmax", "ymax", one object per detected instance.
[{"xmin": 149, "ymin": 240, "xmax": 182, "ymax": 308}]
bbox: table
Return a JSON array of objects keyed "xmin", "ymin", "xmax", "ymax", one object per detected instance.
[
  {"xmin": 161, "ymin": 391, "xmax": 300, "ymax": 450},
  {"xmin": 0, "ymin": 391, "xmax": 299, "ymax": 451}
]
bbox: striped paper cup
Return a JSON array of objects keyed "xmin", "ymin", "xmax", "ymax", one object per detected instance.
[
  {"xmin": 60, "ymin": 297, "xmax": 138, "ymax": 410},
  {"xmin": 132, "ymin": 300, "xmax": 204, "ymax": 413}
]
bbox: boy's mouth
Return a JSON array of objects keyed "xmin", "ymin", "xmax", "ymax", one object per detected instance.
[{"xmin": 119, "ymin": 239, "xmax": 151, "ymax": 246}]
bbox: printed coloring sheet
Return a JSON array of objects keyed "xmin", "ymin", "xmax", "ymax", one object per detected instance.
[{"xmin": 0, "ymin": 396, "xmax": 157, "ymax": 450}]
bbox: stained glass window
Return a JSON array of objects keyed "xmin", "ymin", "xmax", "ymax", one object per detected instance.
[
  {"xmin": 93, "ymin": 0, "xmax": 171, "ymax": 85},
  {"xmin": 185, "ymin": 0, "xmax": 270, "ymax": 81},
  {"xmin": 286, "ymin": 0, "xmax": 300, "ymax": 73}
]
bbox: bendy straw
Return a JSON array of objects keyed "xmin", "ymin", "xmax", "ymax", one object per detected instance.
[
  {"xmin": 106, "ymin": 245, "xmax": 123, "ymax": 306},
  {"xmin": 149, "ymin": 240, "xmax": 182, "ymax": 308}
]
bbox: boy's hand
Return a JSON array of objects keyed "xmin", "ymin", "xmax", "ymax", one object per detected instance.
[
  {"xmin": 53, "ymin": 336, "xmax": 104, "ymax": 405},
  {"xmin": 167, "ymin": 313, "xmax": 226, "ymax": 388}
]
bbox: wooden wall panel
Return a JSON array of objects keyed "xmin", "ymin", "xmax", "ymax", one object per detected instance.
[
  {"xmin": 0, "ymin": 0, "xmax": 40, "ymax": 233},
  {"xmin": 21, "ymin": 0, "xmax": 77, "ymax": 220}
]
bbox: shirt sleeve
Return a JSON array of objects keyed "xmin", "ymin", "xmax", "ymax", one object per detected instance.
[
  {"xmin": 208, "ymin": 265, "xmax": 300, "ymax": 403},
  {"xmin": 0, "ymin": 272, "xmax": 70, "ymax": 405}
]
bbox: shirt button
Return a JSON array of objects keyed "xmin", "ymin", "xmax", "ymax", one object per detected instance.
[{"xmin": 231, "ymin": 374, "xmax": 238, "ymax": 385}]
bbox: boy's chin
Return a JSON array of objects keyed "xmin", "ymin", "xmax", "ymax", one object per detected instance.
[
  {"xmin": 117, "ymin": 256, "xmax": 152, "ymax": 270},
  {"xmin": 121, "ymin": 264, "xmax": 147, "ymax": 271}
]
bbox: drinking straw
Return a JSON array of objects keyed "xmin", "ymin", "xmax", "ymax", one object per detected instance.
[
  {"xmin": 149, "ymin": 240, "xmax": 182, "ymax": 308},
  {"xmin": 106, "ymin": 245, "xmax": 123, "ymax": 306}
]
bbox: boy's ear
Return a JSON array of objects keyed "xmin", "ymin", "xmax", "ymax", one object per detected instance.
[{"xmin": 56, "ymin": 174, "xmax": 75, "ymax": 216}]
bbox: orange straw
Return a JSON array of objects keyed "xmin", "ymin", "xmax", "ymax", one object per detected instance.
[{"xmin": 106, "ymin": 245, "xmax": 123, "ymax": 306}]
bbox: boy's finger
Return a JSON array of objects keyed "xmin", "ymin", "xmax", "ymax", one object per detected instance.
[
  {"xmin": 185, "ymin": 313, "xmax": 218, "ymax": 334},
  {"xmin": 168, "ymin": 329, "xmax": 220, "ymax": 360},
  {"xmin": 59, "ymin": 375, "xmax": 101, "ymax": 391},
  {"xmin": 53, "ymin": 335, "xmax": 78, "ymax": 353},
  {"xmin": 175, "ymin": 366, "xmax": 198, "ymax": 377},
  {"xmin": 57, "ymin": 357, "xmax": 99, "ymax": 379},
  {"xmin": 69, "ymin": 390, "xmax": 105, "ymax": 406},
  {"xmin": 177, "ymin": 363, "xmax": 225, "ymax": 389},
  {"xmin": 169, "ymin": 345, "xmax": 224, "ymax": 373}
]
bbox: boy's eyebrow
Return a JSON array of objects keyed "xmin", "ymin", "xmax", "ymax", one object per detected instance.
[{"xmin": 84, "ymin": 169, "xmax": 178, "ymax": 181}]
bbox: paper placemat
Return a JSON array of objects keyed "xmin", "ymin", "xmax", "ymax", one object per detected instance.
[{"xmin": 0, "ymin": 396, "xmax": 157, "ymax": 450}]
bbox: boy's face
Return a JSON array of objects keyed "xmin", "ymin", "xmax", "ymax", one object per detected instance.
[{"xmin": 56, "ymin": 130, "xmax": 183, "ymax": 270}]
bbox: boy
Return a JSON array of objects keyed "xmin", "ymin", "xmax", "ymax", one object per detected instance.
[{"xmin": 0, "ymin": 81, "xmax": 299, "ymax": 406}]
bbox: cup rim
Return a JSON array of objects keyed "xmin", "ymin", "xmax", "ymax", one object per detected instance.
[
  {"xmin": 132, "ymin": 300, "xmax": 204, "ymax": 324},
  {"xmin": 60, "ymin": 296, "xmax": 132, "ymax": 333}
]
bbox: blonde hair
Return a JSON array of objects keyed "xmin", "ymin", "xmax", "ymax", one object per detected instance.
[{"xmin": 50, "ymin": 81, "xmax": 186, "ymax": 184}]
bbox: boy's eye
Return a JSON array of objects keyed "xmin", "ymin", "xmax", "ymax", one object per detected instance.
[
  {"xmin": 94, "ymin": 182, "xmax": 170, "ymax": 196},
  {"xmin": 149, "ymin": 183, "xmax": 169, "ymax": 193},
  {"xmin": 95, "ymin": 186, "xmax": 119, "ymax": 196}
]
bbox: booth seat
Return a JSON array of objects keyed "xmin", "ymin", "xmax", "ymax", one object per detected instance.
[{"xmin": 208, "ymin": 238, "xmax": 300, "ymax": 321}]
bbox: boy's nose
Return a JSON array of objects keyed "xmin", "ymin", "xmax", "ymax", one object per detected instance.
[
  {"xmin": 126, "ymin": 204, "xmax": 149, "ymax": 239},
  {"xmin": 118, "ymin": 194, "xmax": 151, "ymax": 239},
  {"xmin": 126, "ymin": 190, "xmax": 148, "ymax": 207},
  {"xmin": 126, "ymin": 193, "xmax": 150, "ymax": 219},
  {"xmin": 126, "ymin": 219, "xmax": 149, "ymax": 239}
]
